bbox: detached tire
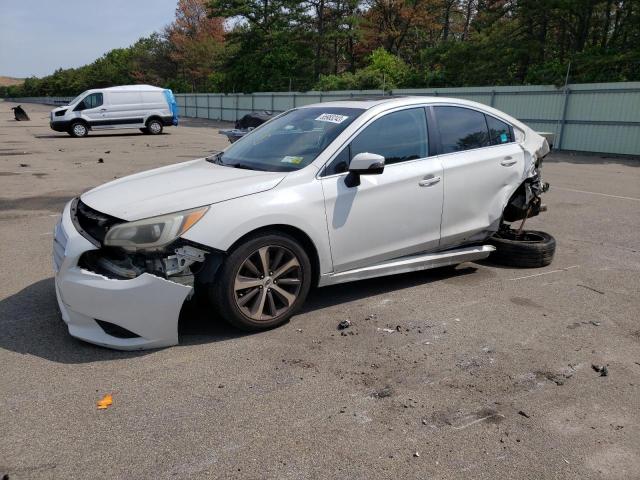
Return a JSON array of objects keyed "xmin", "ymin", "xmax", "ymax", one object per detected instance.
[
  {"xmin": 488, "ymin": 230, "xmax": 556, "ymax": 268},
  {"xmin": 211, "ymin": 232, "xmax": 312, "ymax": 331}
]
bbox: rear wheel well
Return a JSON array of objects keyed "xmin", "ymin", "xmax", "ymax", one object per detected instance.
[
  {"xmin": 146, "ymin": 116, "xmax": 162, "ymax": 125},
  {"xmin": 229, "ymin": 225, "xmax": 321, "ymax": 287}
]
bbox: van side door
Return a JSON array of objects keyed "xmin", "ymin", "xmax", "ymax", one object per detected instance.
[
  {"xmin": 432, "ymin": 105, "xmax": 525, "ymax": 247},
  {"xmin": 102, "ymin": 91, "xmax": 145, "ymax": 128}
]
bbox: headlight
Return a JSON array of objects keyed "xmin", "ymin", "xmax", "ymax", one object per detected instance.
[{"xmin": 104, "ymin": 206, "xmax": 208, "ymax": 251}]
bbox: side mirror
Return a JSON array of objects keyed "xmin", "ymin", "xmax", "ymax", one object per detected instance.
[{"xmin": 345, "ymin": 152, "xmax": 385, "ymax": 187}]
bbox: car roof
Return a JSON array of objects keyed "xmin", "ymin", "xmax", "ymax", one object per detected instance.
[{"xmin": 300, "ymin": 95, "xmax": 469, "ymax": 110}]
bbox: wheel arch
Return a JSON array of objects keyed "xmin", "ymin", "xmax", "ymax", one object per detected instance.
[
  {"xmin": 227, "ymin": 224, "xmax": 322, "ymax": 287},
  {"xmin": 145, "ymin": 115, "xmax": 162, "ymax": 125}
]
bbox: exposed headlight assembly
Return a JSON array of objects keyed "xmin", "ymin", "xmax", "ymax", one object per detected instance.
[{"xmin": 104, "ymin": 206, "xmax": 208, "ymax": 251}]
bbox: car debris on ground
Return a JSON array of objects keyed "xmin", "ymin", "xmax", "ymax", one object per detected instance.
[
  {"xmin": 592, "ymin": 364, "xmax": 609, "ymax": 376},
  {"xmin": 11, "ymin": 105, "xmax": 30, "ymax": 121}
]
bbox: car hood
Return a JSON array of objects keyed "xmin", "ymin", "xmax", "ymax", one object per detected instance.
[{"xmin": 81, "ymin": 158, "xmax": 287, "ymax": 221}]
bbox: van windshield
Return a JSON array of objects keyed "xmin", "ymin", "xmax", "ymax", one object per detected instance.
[
  {"xmin": 68, "ymin": 91, "xmax": 88, "ymax": 106},
  {"xmin": 212, "ymin": 107, "xmax": 364, "ymax": 172}
]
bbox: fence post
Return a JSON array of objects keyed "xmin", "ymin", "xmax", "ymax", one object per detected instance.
[
  {"xmin": 195, "ymin": 94, "xmax": 198, "ymax": 118},
  {"xmin": 219, "ymin": 95, "xmax": 222, "ymax": 121},
  {"xmin": 557, "ymin": 87, "xmax": 571, "ymax": 150},
  {"xmin": 235, "ymin": 94, "xmax": 239, "ymax": 121},
  {"xmin": 251, "ymin": 94, "xmax": 254, "ymax": 112},
  {"xmin": 490, "ymin": 90, "xmax": 496, "ymax": 107},
  {"xmin": 293, "ymin": 93, "xmax": 296, "ymax": 108},
  {"xmin": 206, "ymin": 94, "xmax": 210, "ymax": 120}
]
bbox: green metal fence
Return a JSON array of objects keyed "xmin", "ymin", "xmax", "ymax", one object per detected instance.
[{"xmin": 175, "ymin": 82, "xmax": 640, "ymax": 156}]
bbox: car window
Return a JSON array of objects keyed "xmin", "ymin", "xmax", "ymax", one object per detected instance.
[
  {"xmin": 486, "ymin": 115, "xmax": 513, "ymax": 145},
  {"xmin": 434, "ymin": 106, "xmax": 489, "ymax": 153},
  {"xmin": 75, "ymin": 93, "xmax": 103, "ymax": 111},
  {"xmin": 323, "ymin": 108, "xmax": 429, "ymax": 176},
  {"xmin": 351, "ymin": 108, "xmax": 428, "ymax": 165}
]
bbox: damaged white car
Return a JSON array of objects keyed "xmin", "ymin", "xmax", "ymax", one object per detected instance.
[{"xmin": 53, "ymin": 96, "xmax": 552, "ymax": 350}]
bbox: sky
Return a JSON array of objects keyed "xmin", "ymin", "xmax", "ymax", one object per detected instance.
[{"xmin": 0, "ymin": 0, "xmax": 178, "ymax": 78}]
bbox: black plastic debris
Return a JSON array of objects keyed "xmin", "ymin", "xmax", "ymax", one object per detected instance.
[
  {"xmin": 11, "ymin": 105, "xmax": 30, "ymax": 121},
  {"xmin": 518, "ymin": 410, "xmax": 530, "ymax": 418},
  {"xmin": 337, "ymin": 319, "xmax": 351, "ymax": 330},
  {"xmin": 592, "ymin": 364, "xmax": 609, "ymax": 376},
  {"xmin": 97, "ymin": 158, "xmax": 104, "ymax": 164}
]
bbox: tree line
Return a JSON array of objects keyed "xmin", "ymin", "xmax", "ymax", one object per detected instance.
[{"xmin": 2, "ymin": 0, "xmax": 638, "ymax": 98}]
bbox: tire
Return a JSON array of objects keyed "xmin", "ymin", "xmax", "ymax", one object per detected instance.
[
  {"xmin": 488, "ymin": 229, "xmax": 556, "ymax": 268},
  {"xmin": 68, "ymin": 121, "xmax": 88, "ymax": 137},
  {"xmin": 145, "ymin": 118, "xmax": 163, "ymax": 135},
  {"xmin": 211, "ymin": 232, "xmax": 312, "ymax": 331}
]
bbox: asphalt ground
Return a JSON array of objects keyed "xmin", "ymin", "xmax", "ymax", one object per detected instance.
[{"xmin": 1, "ymin": 101, "xmax": 639, "ymax": 480}]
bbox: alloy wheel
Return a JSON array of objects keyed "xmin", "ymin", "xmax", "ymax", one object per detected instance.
[
  {"xmin": 73, "ymin": 123, "xmax": 87, "ymax": 136},
  {"xmin": 233, "ymin": 245, "xmax": 302, "ymax": 321}
]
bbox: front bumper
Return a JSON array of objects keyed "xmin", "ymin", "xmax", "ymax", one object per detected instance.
[
  {"xmin": 53, "ymin": 201, "xmax": 192, "ymax": 350},
  {"xmin": 50, "ymin": 120, "xmax": 71, "ymax": 132}
]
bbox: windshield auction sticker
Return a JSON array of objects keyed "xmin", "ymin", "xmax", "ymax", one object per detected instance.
[
  {"xmin": 315, "ymin": 113, "xmax": 349, "ymax": 124},
  {"xmin": 281, "ymin": 156, "xmax": 304, "ymax": 164}
]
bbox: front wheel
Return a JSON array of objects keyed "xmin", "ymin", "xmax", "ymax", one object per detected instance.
[
  {"xmin": 69, "ymin": 121, "xmax": 88, "ymax": 137},
  {"xmin": 211, "ymin": 233, "xmax": 312, "ymax": 331}
]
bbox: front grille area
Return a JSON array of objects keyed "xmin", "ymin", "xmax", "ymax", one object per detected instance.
[
  {"xmin": 72, "ymin": 198, "xmax": 123, "ymax": 246},
  {"xmin": 53, "ymin": 221, "xmax": 67, "ymax": 271}
]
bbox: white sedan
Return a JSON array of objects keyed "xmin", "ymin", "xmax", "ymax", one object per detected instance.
[{"xmin": 53, "ymin": 96, "xmax": 551, "ymax": 350}]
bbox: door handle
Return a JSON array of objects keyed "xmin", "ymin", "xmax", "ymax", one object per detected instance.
[
  {"xmin": 100, "ymin": 108, "xmax": 107, "ymax": 111},
  {"xmin": 418, "ymin": 175, "xmax": 441, "ymax": 187},
  {"xmin": 500, "ymin": 157, "xmax": 517, "ymax": 166}
]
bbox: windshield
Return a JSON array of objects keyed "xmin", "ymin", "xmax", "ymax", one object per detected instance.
[
  {"xmin": 214, "ymin": 107, "xmax": 364, "ymax": 172},
  {"xmin": 68, "ymin": 91, "xmax": 88, "ymax": 106}
]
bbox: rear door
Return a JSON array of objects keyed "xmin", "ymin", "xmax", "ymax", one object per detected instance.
[{"xmin": 432, "ymin": 105, "xmax": 525, "ymax": 246}]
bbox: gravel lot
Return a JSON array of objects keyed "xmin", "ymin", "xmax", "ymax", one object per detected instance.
[{"xmin": 1, "ymin": 101, "xmax": 639, "ymax": 480}]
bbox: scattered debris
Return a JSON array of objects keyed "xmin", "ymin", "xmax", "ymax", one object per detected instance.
[
  {"xmin": 337, "ymin": 319, "xmax": 351, "ymax": 330},
  {"xmin": 97, "ymin": 393, "xmax": 113, "ymax": 410},
  {"xmin": 518, "ymin": 410, "xmax": 530, "ymax": 418},
  {"xmin": 97, "ymin": 158, "xmax": 104, "ymax": 163},
  {"xmin": 373, "ymin": 386, "xmax": 393, "ymax": 398},
  {"xmin": 395, "ymin": 325, "xmax": 402, "ymax": 332},
  {"xmin": 590, "ymin": 320, "xmax": 601, "ymax": 326},
  {"xmin": 296, "ymin": 328, "xmax": 302, "ymax": 333},
  {"xmin": 19, "ymin": 163, "xmax": 29, "ymax": 168},
  {"xmin": 422, "ymin": 418, "xmax": 428, "ymax": 425},
  {"xmin": 413, "ymin": 451, "xmax": 420, "ymax": 458},
  {"xmin": 378, "ymin": 327, "xmax": 395, "ymax": 333},
  {"xmin": 592, "ymin": 364, "xmax": 608, "ymax": 376},
  {"xmin": 104, "ymin": 150, "xmax": 111, "ymax": 154},
  {"xmin": 11, "ymin": 105, "xmax": 30, "ymax": 121},
  {"xmin": 578, "ymin": 284, "xmax": 605, "ymax": 295},
  {"xmin": 218, "ymin": 384, "xmax": 225, "ymax": 388}
]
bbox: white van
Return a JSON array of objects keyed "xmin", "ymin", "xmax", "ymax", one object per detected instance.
[{"xmin": 49, "ymin": 85, "xmax": 178, "ymax": 137}]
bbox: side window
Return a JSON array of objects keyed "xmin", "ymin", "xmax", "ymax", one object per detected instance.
[
  {"xmin": 351, "ymin": 108, "xmax": 428, "ymax": 165},
  {"xmin": 323, "ymin": 108, "xmax": 428, "ymax": 176},
  {"xmin": 75, "ymin": 93, "xmax": 103, "ymax": 111},
  {"xmin": 434, "ymin": 106, "xmax": 489, "ymax": 153},
  {"xmin": 486, "ymin": 115, "xmax": 513, "ymax": 145}
]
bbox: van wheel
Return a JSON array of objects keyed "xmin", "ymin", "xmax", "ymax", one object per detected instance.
[
  {"xmin": 488, "ymin": 229, "xmax": 556, "ymax": 268},
  {"xmin": 211, "ymin": 233, "xmax": 312, "ymax": 331},
  {"xmin": 146, "ymin": 119, "xmax": 163, "ymax": 135},
  {"xmin": 69, "ymin": 121, "xmax": 88, "ymax": 137}
]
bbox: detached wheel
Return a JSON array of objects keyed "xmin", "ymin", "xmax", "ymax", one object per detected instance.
[
  {"xmin": 211, "ymin": 233, "xmax": 312, "ymax": 331},
  {"xmin": 488, "ymin": 229, "xmax": 556, "ymax": 268},
  {"xmin": 145, "ymin": 118, "xmax": 163, "ymax": 135},
  {"xmin": 69, "ymin": 121, "xmax": 88, "ymax": 137}
]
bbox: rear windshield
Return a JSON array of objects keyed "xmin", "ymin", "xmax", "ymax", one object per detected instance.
[{"xmin": 215, "ymin": 107, "xmax": 364, "ymax": 172}]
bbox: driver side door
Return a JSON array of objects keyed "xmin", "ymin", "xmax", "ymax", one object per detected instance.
[
  {"xmin": 74, "ymin": 93, "xmax": 105, "ymax": 127},
  {"xmin": 320, "ymin": 107, "xmax": 444, "ymax": 273}
]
